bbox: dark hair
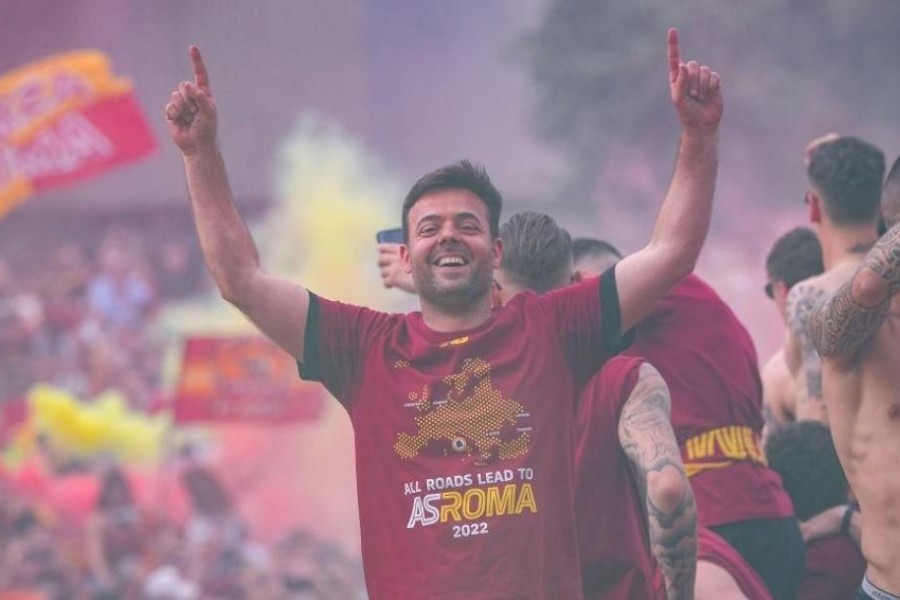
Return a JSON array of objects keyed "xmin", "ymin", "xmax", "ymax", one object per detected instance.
[
  {"xmin": 765, "ymin": 421, "xmax": 848, "ymax": 520},
  {"xmin": 401, "ymin": 160, "xmax": 502, "ymax": 241},
  {"xmin": 572, "ymin": 237, "xmax": 623, "ymax": 264},
  {"xmin": 881, "ymin": 154, "xmax": 900, "ymax": 230},
  {"xmin": 499, "ymin": 212, "xmax": 572, "ymax": 294},
  {"xmin": 765, "ymin": 227, "xmax": 824, "ymax": 289},
  {"xmin": 807, "ymin": 136, "xmax": 885, "ymax": 225}
]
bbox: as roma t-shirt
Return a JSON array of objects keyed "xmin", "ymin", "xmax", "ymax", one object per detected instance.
[{"xmin": 301, "ymin": 273, "xmax": 624, "ymax": 600}]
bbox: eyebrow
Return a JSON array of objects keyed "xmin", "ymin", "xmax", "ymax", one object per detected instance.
[{"xmin": 415, "ymin": 212, "xmax": 485, "ymax": 228}]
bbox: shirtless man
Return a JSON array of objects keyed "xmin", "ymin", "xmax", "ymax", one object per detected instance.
[
  {"xmin": 760, "ymin": 227, "xmax": 824, "ymax": 434},
  {"xmin": 785, "ymin": 136, "xmax": 884, "ymax": 423},
  {"xmin": 809, "ymin": 156, "xmax": 900, "ymax": 599}
]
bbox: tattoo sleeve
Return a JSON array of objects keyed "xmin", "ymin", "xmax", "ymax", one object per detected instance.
[
  {"xmin": 811, "ymin": 222, "xmax": 900, "ymax": 358},
  {"xmin": 619, "ymin": 363, "xmax": 697, "ymax": 600},
  {"xmin": 786, "ymin": 283, "xmax": 826, "ymax": 409}
]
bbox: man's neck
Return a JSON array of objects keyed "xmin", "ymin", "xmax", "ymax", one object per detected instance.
[
  {"xmin": 820, "ymin": 223, "xmax": 878, "ymax": 270},
  {"xmin": 419, "ymin": 297, "xmax": 494, "ymax": 333}
]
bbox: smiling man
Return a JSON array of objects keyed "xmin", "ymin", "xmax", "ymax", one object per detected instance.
[{"xmin": 164, "ymin": 28, "xmax": 722, "ymax": 600}]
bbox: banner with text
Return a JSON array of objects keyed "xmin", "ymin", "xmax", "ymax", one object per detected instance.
[
  {"xmin": 0, "ymin": 50, "xmax": 157, "ymax": 218},
  {"xmin": 174, "ymin": 336, "xmax": 325, "ymax": 424}
]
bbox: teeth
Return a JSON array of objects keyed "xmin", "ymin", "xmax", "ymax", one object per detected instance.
[{"xmin": 437, "ymin": 256, "xmax": 466, "ymax": 266}]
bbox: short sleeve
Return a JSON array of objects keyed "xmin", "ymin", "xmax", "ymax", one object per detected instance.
[
  {"xmin": 298, "ymin": 293, "xmax": 394, "ymax": 405},
  {"xmin": 537, "ymin": 265, "xmax": 631, "ymax": 386}
]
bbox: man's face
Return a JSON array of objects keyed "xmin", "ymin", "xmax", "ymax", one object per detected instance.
[{"xmin": 401, "ymin": 189, "xmax": 501, "ymax": 312}]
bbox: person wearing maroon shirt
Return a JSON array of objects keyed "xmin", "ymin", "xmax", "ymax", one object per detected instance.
[
  {"xmin": 573, "ymin": 243, "xmax": 805, "ymax": 600},
  {"xmin": 492, "ymin": 213, "xmax": 696, "ymax": 600},
  {"xmin": 163, "ymin": 29, "xmax": 722, "ymax": 600},
  {"xmin": 574, "ymin": 355, "xmax": 693, "ymax": 600}
]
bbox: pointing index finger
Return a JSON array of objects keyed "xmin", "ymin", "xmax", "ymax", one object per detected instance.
[
  {"xmin": 189, "ymin": 45, "xmax": 212, "ymax": 95},
  {"xmin": 667, "ymin": 28, "xmax": 680, "ymax": 83}
]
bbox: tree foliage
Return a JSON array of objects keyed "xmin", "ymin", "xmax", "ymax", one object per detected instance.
[{"xmin": 523, "ymin": 1, "xmax": 900, "ymax": 211}]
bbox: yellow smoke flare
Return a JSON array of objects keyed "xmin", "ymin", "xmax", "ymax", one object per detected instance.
[
  {"xmin": 26, "ymin": 384, "xmax": 169, "ymax": 463},
  {"xmin": 258, "ymin": 113, "xmax": 406, "ymax": 307}
]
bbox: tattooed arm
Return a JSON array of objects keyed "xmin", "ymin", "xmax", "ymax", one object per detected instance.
[
  {"xmin": 811, "ymin": 222, "xmax": 900, "ymax": 359},
  {"xmin": 619, "ymin": 362, "xmax": 697, "ymax": 600},
  {"xmin": 785, "ymin": 282, "xmax": 827, "ymax": 421}
]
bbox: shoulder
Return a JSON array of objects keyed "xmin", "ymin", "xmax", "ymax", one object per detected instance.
[
  {"xmin": 824, "ymin": 261, "xmax": 860, "ymax": 289},
  {"xmin": 761, "ymin": 349, "xmax": 791, "ymax": 380},
  {"xmin": 761, "ymin": 350, "xmax": 795, "ymax": 408},
  {"xmin": 786, "ymin": 277, "xmax": 828, "ymax": 318},
  {"xmin": 589, "ymin": 355, "xmax": 646, "ymax": 408},
  {"xmin": 601, "ymin": 355, "xmax": 646, "ymax": 383}
]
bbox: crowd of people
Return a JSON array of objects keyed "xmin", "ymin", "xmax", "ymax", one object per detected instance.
[
  {"xmin": 0, "ymin": 462, "xmax": 365, "ymax": 599},
  {"xmin": 3, "ymin": 22, "xmax": 899, "ymax": 600},
  {"xmin": 0, "ymin": 215, "xmax": 205, "ymax": 413},
  {"xmin": 0, "ymin": 217, "xmax": 367, "ymax": 597}
]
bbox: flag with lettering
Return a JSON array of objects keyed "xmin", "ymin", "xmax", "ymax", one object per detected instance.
[
  {"xmin": 0, "ymin": 50, "xmax": 157, "ymax": 218},
  {"xmin": 173, "ymin": 336, "xmax": 325, "ymax": 424}
]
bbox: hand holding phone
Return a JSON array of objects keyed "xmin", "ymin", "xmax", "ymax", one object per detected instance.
[
  {"xmin": 376, "ymin": 229, "xmax": 415, "ymax": 294},
  {"xmin": 376, "ymin": 228, "xmax": 404, "ymax": 244}
]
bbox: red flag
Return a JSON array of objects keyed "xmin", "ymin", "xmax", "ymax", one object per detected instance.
[
  {"xmin": 0, "ymin": 50, "xmax": 157, "ymax": 217},
  {"xmin": 173, "ymin": 336, "xmax": 325, "ymax": 424}
]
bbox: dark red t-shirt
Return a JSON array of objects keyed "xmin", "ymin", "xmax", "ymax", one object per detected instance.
[
  {"xmin": 626, "ymin": 275, "xmax": 794, "ymax": 527},
  {"xmin": 574, "ymin": 355, "xmax": 667, "ymax": 600},
  {"xmin": 698, "ymin": 527, "xmax": 771, "ymax": 599},
  {"xmin": 302, "ymin": 274, "xmax": 624, "ymax": 600},
  {"xmin": 798, "ymin": 535, "xmax": 866, "ymax": 600}
]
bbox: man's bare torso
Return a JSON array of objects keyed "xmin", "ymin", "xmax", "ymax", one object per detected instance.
[{"xmin": 823, "ymin": 301, "xmax": 900, "ymax": 591}]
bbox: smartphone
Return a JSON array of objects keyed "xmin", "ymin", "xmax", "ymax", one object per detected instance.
[{"xmin": 376, "ymin": 227, "xmax": 404, "ymax": 244}]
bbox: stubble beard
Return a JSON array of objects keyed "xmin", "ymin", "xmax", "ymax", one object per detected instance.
[{"xmin": 414, "ymin": 261, "xmax": 493, "ymax": 316}]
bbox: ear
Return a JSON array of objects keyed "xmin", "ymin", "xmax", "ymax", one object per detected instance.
[
  {"xmin": 807, "ymin": 191, "xmax": 823, "ymax": 225},
  {"xmin": 490, "ymin": 282, "xmax": 503, "ymax": 308},
  {"xmin": 492, "ymin": 237, "xmax": 503, "ymax": 269},
  {"xmin": 399, "ymin": 244, "xmax": 412, "ymax": 274},
  {"xmin": 773, "ymin": 280, "xmax": 790, "ymax": 304}
]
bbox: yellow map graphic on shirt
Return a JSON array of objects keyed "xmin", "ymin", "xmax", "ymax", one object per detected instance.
[{"xmin": 394, "ymin": 358, "xmax": 530, "ymax": 465}]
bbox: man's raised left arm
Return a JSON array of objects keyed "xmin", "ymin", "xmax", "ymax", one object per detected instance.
[{"xmin": 614, "ymin": 28, "xmax": 723, "ymax": 333}]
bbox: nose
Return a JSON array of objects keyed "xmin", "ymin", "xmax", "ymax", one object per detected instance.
[{"xmin": 437, "ymin": 222, "xmax": 461, "ymax": 244}]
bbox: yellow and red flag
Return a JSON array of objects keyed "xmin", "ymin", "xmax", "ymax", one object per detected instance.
[
  {"xmin": 173, "ymin": 336, "xmax": 325, "ymax": 424},
  {"xmin": 0, "ymin": 50, "xmax": 156, "ymax": 218}
]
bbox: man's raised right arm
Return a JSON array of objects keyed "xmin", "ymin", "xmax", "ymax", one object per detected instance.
[
  {"xmin": 612, "ymin": 29, "xmax": 722, "ymax": 334},
  {"xmin": 165, "ymin": 47, "xmax": 310, "ymax": 362},
  {"xmin": 810, "ymin": 220, "xmax": 900, "ymax": 360}
]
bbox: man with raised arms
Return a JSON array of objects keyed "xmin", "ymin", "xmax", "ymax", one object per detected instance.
[
  {"xmin": 163, "ymin": 29, "xmax": 721, "ymax": 599},
  {"xmin": 809, "ymin": 156, "xmax": 900, "ymax": 600}
]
